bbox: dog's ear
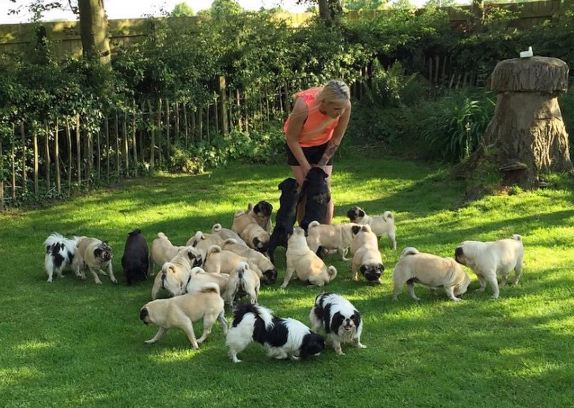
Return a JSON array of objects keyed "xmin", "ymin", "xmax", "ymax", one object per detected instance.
[
  {"xmin": 361, "ymin": 225, "xmax": 370, "ymax": 232},
  {"xmin": 454, "ymin": 246, "xmax": 464, "ymax": 262},
  {"xmin": 247, "ymin": 203, "xmax": 254, "ymax": 212},
  {"xmin": 351, "ymin": 225, "xmax": 361, "ymax": 236},
  {"xmin": 377, "ymin": 263, "xmax": 385, "ymax": 272},
  {"xmin": 94, "ymin": 248, "xmax": 102, "ymax": 257},
  {"xmin": 351, "ymin": 311, "xmax": 361, "ymax": 328},
  {"xmin": 359, "ymin": 265, "xmax": 367, "ymax": 275},
  {"xmin": 358, "ymin": 209, "xmax": 365, "ymax": 217},
  {"xmin": 168, "ymin": 265, "xmax": 176, "ymax": 274}
]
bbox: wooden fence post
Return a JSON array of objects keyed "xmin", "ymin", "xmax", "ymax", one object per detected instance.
[
  {"xmin": 44, "ymin": 122, "xmax": 51, "ymax": 190},
  {"xmin": 76, "ymin": 115, "xmax": 81, "ymax": 186},
  {"xmin": 115, "ymin": 112, "xmax": 120, "ymax": 179},
  {"xmin": 148, "ymin": 100, "xmax": 155, "ymax": 171},
  {"xmin": 20, "ymin": 123, "xmax": 27, "ymax": 194},
  {"xmin": 33, "ymin": 128, "xmax": 39, "ymax": 197},
  {"xmin": 55, "ymin": 120, "xmax": 61, "ymax": 194},
  {"xmin": 175, "ymin": 101, "xmax": 180, "ymax": 145},
  {"xmin": 0, "ymin": 136, "xmax": 4, "ymax": 210},
  {"xmin": 157, "ymin": 98, "xmax": 162, "ymax": 167},
  {"xmin": 105, "ymin": 116, "xmax": 110, "ymax": 182},
  {"xmin": 198, "ymin": 107, "xmax": 203, "ymax": 141},
  {"xmin": 191, "ymin": 105, "xmax": 196, "ymax": 143},
  {"xmin": 132, "ymin": 103, "xmax": 138, "ymax": 177},
  {"xmin": 183, "ymin": 102, "xmax": 188, "ymax": 148},
  {"xmin": 66, "ymin": 122, "xmax": 72, "ymax": 192},
  {"xmin": 11, "ymin": 124, "xmax": 16, "ymax": 201},
  {"xmin": 165, "ymin": 98, "xmax": 171, "ymax": 155},
  {"xmin": 219, "ymin": 76, "xmax": 228, "ymax": 135},
  {"xmin": 96, "ymin": 120, "xmax": 101, "ymax": 181},
  {"xmin": 123, "ymin": 110, "xmax": 129, "ymax": 175},
  {"xmin": 206, "ymin": 103, "xmax": 210, "ymax": 143}
]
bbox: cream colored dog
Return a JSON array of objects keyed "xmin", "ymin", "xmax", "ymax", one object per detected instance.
[
  {"xmin": 73, "ymin": 237, "xmax": 116, "ymax": 284},
  {"xmin": 306, "ymin": 221, "xmax": 360, "ymax": 261},
  {"xmin": 282, "ymin": 227, "xmax": 337, "ymax": 288},
  {"xmin": 350, "ymin": 225, "xmax": 384, "ymax": 284},
  {"xmin": 247, "ymin": 201, "xmax": 273, "ymax": 233},
  {"xmin": 203, "ymin": 245, "xmax": 263, "ymax": 279},
  {"xmin": 232, "ymin": 211, "xmax": 270, "ymax": 251},
  {"xmin": 222, "ymin": 238, "xmax": 277, "ymax": 284},
  {"xmin": 150, "ymin": 232, "xmax": 186, "ymax": 276},
  {"xmin": 184, "ymin": 267, "xmax": 231, "ymax": 300},
  {"xmin": 347, "ymin": 206, "xmax": 397, "ymax": 250},
  {"xmin": 212, "ymin": 224, "xmax": 247, "ymax": 246},
  {"xmin": 186, "ymin": 231, "xmax": 224, "ymax": 256},
  {"xmin": 455, "ymin": 234, "xmax": 524, "ymax": 299},
  {"xmin": 392, "ymin": 247, "xmax": 471, "ymax": 302},
  {"xmin": 139, "ymin": 283, "xmax": 227, "ymax": 349},
  {"xmin": 225, "ymin": 262, "xmax": 260, "ymax": 305},
  {"xmin": 150, "ymin": 246, "xmax": 203, "ymax": 299}
]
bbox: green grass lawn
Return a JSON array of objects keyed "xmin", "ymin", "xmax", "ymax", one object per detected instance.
[{"xmin": 1, "ymin": 151, "xmax": 573, "ymax": 407}]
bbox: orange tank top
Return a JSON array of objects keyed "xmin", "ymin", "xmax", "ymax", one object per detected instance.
[{"xmin": 283, "ymin": 87, "xmax": 340, "ymax": 147}]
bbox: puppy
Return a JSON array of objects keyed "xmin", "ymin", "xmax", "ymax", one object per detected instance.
[
  {"xmin": 248, "ymin": 200, "xmax": 273, "ymax": 233},
  {"xmin": 392, "ymin": 247, "xmax": 471, "ymax": 302},
  {"xmin": 306, "ymin": 221, "xmax": 360, "ymax": 261},
  {"xmin": 186, "ymin": 230, "xmax": 225, "ymax": 255},
  {"xmin": 150, "ymin": 232, "xmax": 186, "ymax": 276},
  {"xmin": 73, "ymin": 237, "xmax": 116, "ymax": 284},
  {"xmin": 282, "ymin": 227, "xmax": 337, "ymax": 288},
  {"xmin": 211, "ymin": 224, "xmax": 247, "ymax": 246},
  {"xmin": 226, "ymin": 303, "xmax": 325, "ymax": 363},
  {"xmin": 347, "ymin": 206, "xmax": 397, "ymax": 250},
  {"xmin": 121, "ymin": 229, "xmax": 149, "ymax": 285},
  {"xmin": 309, "ymin": 293, "xmax": 366, "ymax": 355},
  {"xmin": 232, "ymin": 210, "xmax": 271, "ymax": 251},
  {"xmin": 225, "ymin": 262, "xmax": 260, "ymax": 306},
  {"xmin": 300, "ymin": 167, "xmax": 331, "ymax": 232},
  {"xmin": 140, "ymin": 283, "xmax": 227, "ymax": 349},
  {"xmin": 184, "ymin": 267, "xmax": 231, "ymax": 301},
  {"xmin": 455, "ymin": 234, "xmax": 524, "ymax": 299},
  {"xmin": 203, "ymin": 245, "xmax": 264, "ymax": 279},
  {"xmin": 43, "ymin": 233, "xmax": 80, "ymax": 282},
  {"xmin": 267, "ymin": 178, "xmax": 299, "ymax": 265},
  {"xmin": 151, "ymin": 246, "xmax": 203, "ymax": 299},
  {"xmin": 222, "ymin": 238, "xmax": 277, "ymax": 284},
  {"xmin": 350, "ymin": 225, "xmax": 384, "ymax": 284}
]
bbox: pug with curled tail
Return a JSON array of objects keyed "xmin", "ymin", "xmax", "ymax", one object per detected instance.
[{"xmin": 455, "ymin": 234, "xmax": 524, "ymax": 299}]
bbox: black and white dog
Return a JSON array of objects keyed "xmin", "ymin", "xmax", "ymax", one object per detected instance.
[
  {"xmin": 309, "ymin": 293, "xmax": 366, "ymax": 355},
  {"xmin": 226, "ymin": 303, "xmax": 325, "ymax": 363},
  {"xmin": 43, "ymin": 233, "xmax": 80, "ymax": 282},
  {"xmin": 300, "ymin": 168, "xmax": 331, "ymax": 232},
  {"xmin": 121, "ymin": 229, "xmax": 149, "ymax": 285},
  {"xmin": 266, "ymin": 178, "xmax": 299, "ymax": 266}
]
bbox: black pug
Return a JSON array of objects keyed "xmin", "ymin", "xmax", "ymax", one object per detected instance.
[
  {"xmin": 267, "ymin": 178, "xmax": 300, "ymax": 266},
  {"xmin": 252, "ymin": 200, "xmax": 273, "ymax": 232},
  {"xmin": 121, "ymin": 229, "xmax": 149, "ymax": 285},
  {"xmin": 300, "ymin": 167, "xmax": 331, "ymax": 232}
]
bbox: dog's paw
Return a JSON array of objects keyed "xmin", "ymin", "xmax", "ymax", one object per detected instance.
[
  {"xmin": 111, "ymin": 277, "xmax": 118, "ymax": 284},
  {"xmin": 144, "ymin": 339, "xmax": 156, "ymax": 344},
  {"xmin": 475, "ymin": 287, "xmax": 485, "ymax": 292}
]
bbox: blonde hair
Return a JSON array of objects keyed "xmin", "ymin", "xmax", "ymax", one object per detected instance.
[{"xmin": 317, "ymin": 80, "xmax": 350, "ymax": 105}]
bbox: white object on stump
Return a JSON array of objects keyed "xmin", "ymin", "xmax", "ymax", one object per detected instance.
[{"xmin": 520, "ymin": 46, "xmax": 533, "ymax": 58}]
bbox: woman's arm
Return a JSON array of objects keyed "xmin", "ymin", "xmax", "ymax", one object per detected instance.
[
  {"xmin": 285, "ymin": 97, "xmax": 311, "ymax": 174},
  {"xmin": 317, "ymin": 102, "xmax": 351, "ymax": 166}
]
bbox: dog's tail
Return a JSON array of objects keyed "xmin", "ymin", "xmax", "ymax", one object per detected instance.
[
  {"xmin": 512, "ymin": 234, "xmax": 522, "ymax": 241},
  {"xmin": 383, "ymin": 211, "xmax": 394, "ymax": 221},
  {"xmin": 212, "ymin": 223, "xmax": 223, "ymax": 233},
  {"xmin": 400, "ymin": 247, "xmax": 419, "ymax": 258},
  {"xmin": 207, "ymin": 245, "xmax": 222, "ymax": 256},
  {"xmin": 308, "ymin": 220, "xmax": 321, "ymax": 229},
  {"xmin": 327, "ymin": 265, "xmax": 338, "ymax": 282},
  {"xmin": 196, "ymin": 282, "xmax": 220, "ymax": 295},
  {"xmin": 157, "ymin": 232, "xmax": 169, "ymax": 240}
]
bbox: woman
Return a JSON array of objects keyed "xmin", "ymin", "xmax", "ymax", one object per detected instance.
[{"xmin": 284, "ymin": 79, "xmax": 352, "ymax": 224}]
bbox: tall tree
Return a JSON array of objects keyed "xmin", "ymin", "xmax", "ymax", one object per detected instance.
[
  {"xmin": 211, "ymin": 0, "xmax": 242, "ymax": 20},
  {"xmin": 298, "ymin": 0, "xmax": 342, "ymax": 25},
  {"xmin": 78, "ymin": 0, "xmax": 111, "ymax": 64},
  {"xmin": 171, "ymin": 2, "xmax": 194, "ymax": 17}
]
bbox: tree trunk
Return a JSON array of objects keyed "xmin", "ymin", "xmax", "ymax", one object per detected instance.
[
  {"xmin": 11, "ymin": 124, "xmax": 16, "ymax": 200},
  {"xmin": 44, "ymin": 123, "xmax": 51, "ymax": 190},
  {"xmin": 20, "ymin": 123, "xmax": 27, "ymax": 194},
  {"xmin": 219, "ymin": 76, "xmax": 228, "ymax": 135},
  {"xmin": 0, "ymin": 138, "xmax": 4, "ymax": 210},
  {"xmin": 66, "ymin": 122, "xmax": 72, "ymax": 192},
  {"xmin": 132, "ymin": 105, "xmax": 138, "ymax": 177},
  {"xmin": 76, "ymin": 115, "xmax": 81, "ymax": 186},
  {"xmin": 33, "ymin": 129, "xmax": 39, "ymax": 196},
  {"xmin": 78, "ymin": 0, "xmax": 111, "ymax": 64},
  {"xmin": 55, "ymin": 120, "xmax": 61, "ymax": 194}
]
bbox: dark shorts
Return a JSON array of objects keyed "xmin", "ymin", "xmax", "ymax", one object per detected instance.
[{"xmin": 286, "ymin": 142, "xmax": 333, "ymax": 166}]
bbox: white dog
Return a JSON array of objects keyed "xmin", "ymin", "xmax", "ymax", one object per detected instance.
[
  {"xmin": 43, "ymin": 233, "xmax": 81, "ymax": 282},
  {"xmin": 455, "ymin": 234, "xmax": 524, "ymax": 299},
  {"xmin": 309, "ymin": 293, "xmax": 366, "ymax": 355},
  {"xmin": 150, "ymin": 232, "xmax": 186, "ymax": 276},
  {"xmin": 226, "ymin": 304, "xmax": 325, "ymax": 363},
  {"xmin": 393, "ymin": 247, "xmax": 471, "ymax": 302},
  {"xmin": 347, "ymin": 206, "xmax": 397, "ymax": 250}
]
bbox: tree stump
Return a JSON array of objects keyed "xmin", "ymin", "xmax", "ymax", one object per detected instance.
[{"xmin": 482, "ymin": 56, "xmax": 572, "ymax": 187}]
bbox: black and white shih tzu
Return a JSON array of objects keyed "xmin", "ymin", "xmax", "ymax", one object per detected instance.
[
  {"xmin": 43, "ymin": 233, "xmax": 80, "ymax": 282},
  {"xmin": 226, "ymin": 303, "xmax": 325, "ymax": 363},
  {"xmin": 309, "ymin": 293, "xmax": 366, "ymax": 355}
]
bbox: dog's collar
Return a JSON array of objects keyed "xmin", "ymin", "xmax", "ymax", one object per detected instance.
[{"xmin": 183, "ymin": 274, "xmax": 193, "ymax": 294}]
